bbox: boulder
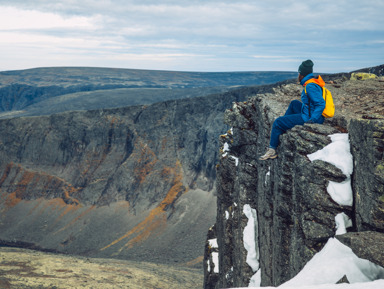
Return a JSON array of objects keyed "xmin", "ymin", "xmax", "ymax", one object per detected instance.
[{"xmin": 336, "ymin": 232, "xmax": 384, "ymax": 268}]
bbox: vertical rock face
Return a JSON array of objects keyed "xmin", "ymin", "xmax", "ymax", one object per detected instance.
[
  {"xmin": 204, "ymin": 77, "xmax": 384, "ymax": 288},
  {"xmin": 350, "ymin": 118, "xmax": 384, "ymax": 231}
]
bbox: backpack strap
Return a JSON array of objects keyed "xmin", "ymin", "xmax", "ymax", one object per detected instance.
[{"xmin": 304, "ymin": 86, "xmax": 311, "ymax": 118}]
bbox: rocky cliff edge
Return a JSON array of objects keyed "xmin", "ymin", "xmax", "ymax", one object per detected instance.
[{"xmin": 204, "ymin": 72, "xmax": 384, "ymax": 288}]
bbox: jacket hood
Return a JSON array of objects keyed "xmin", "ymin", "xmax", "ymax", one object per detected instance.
[{"xmin": 303, "ymin": 75, "xmax": 325, "ymax": 88}]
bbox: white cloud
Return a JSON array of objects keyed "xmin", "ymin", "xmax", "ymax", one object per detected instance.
[
  {"xmin": 0, "ymin": 0, "xmax": 383, "ymax": 72},
  {"xmin": 0, "ymin": 6, "xmax": 94, "ymax": 30}
]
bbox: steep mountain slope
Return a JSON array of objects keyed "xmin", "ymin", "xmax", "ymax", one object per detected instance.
[{"xmin": 0, "ymin": 82, "xmax": 280, "ymax": 266}]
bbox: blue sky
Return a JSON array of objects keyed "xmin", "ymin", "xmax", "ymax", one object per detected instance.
[{"xmin": 0, "ymin": 0, "xmax": 383, "ymax": 73}]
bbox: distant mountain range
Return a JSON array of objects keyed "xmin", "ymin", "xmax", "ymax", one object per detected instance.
[{"xmin": 0, "ymin": 67, "xmax": 297, "ymax": 118}]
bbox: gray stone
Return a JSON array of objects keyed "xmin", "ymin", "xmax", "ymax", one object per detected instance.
[
  {"xmin": 336, "ymin": 275, "xmax": 350, "ymax": 284},
  {"xmin": 350, "ymin": 119, "xmax": 384, "ymax": 231},
  {"xmin": 336, "ymin": 232, "xmax": 384, "ymax": 268}
]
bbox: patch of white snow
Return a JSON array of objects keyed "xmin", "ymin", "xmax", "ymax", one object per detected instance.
[
  {"xmin": 307, "ymin": 134, "xmax": 353, "ymax": 176},
  {"xmin": 209, "ymin": 238, "xmax": 218, "ymax": 249},
  {"xmin": 265, "ymin": 166, "xmax": 271, "ymax": 185},
  {"xmin": 236, "ymin": 279, "xmax": 384, "ymax": 289},
  {"xmin": 335, "ymin": 213, "xmax": 352, "ymax": 235},
  {"xmin": 249, "ymin": 270, "xmax": 261, "ymax": 287},
  {"xmin": 279, "ymin": 238, "xmax": 384, "ymax": 287},
  {"xmin": 243, "ymin": 204, "xmax": 261, "ymax": 287},
  {"xmin": 327, "ymin": 180, "xmax": 353, "ymax": 206},
  {"xmin": 223, "ymin": 142, "xmax": 230, "ymax": 157},
  {"xmin": 230, "ymin": 155, "xmax": 239, "ymax": 166},
  {"xmin": 212, "ymin": 252, "xmax": 219, "ymax": 273},
  {"xmin": 307, "ymin": 133, "xmax": 353, "ymax": 206}
]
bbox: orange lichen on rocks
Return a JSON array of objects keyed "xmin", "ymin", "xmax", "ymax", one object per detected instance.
[
  {"xmin": 54, "ymin": 205, "xmax": 95, "ymax": 234},
  {"xmin": 100, "ymin": 161, "xmax": 187, "ymax": 253},
  {"xmin": 57, "ymin": 204, "xmax": 78, "ymax": 219},
  {"xmin": 0, "ymin": 163, "xmax": 35, "ymax": 200},
  {"xmin": 0, "ymin": 163, "xmax": 84, "ymax": 222},
  {"xmin": 29, "ymin": 198, "xmax": 77, "ymax": 229},
  {"xmin": 4, "ymin": 192, "xmax": 22, "ymax": 208},
  {"xmin": 0, "ymin": 163, "xmax": 37, "ymax": 209},
  {"xmin": 28, "ymin": 198, "xmax": 66, "ymax": 216},
  {"xmin": 0, "ymin": 163, "xmax": 81, "ymax": 206},
  {"xmin": 158, "ymin": 163, "xmax": 185, "ymax": 212},
  {"xmin": 132, "ymin": 140, "xmax": 158, "ymax": 185},
  {"xmin": 14, "ymin": 170, "xmax": 36, "ymax": 196},
  {"xmin": 63, "ymin": 184, "xmax": 81, "ymax": 206},
  {"xmin": 117, "ymin": 208, "xmax": 167, "ymax": 252}
]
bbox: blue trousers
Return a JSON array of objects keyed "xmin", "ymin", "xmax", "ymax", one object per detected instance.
[{"xmin": 269, "ymin": 100, "xmax": 305, "ymax": 149}]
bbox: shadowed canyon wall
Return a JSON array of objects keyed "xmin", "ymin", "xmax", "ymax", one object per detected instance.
[{"xmin": 0, "ymin": 85, "xmax": 280, "ymax": 266}]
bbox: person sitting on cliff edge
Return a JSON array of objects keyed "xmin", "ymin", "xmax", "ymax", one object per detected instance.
[{"xmin": 259, "ymin": 59, "xmax": 326, "ymax": 160}]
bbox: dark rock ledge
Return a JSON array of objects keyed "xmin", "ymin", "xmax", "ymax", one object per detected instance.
[{"xmin": 204, "ymin": 76, "xmax": 384, "ymax": 288}]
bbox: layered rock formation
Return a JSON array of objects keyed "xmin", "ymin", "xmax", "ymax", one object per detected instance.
[
  {"xmin": 204, "ymin": 72, "xmax": 384, "ymax": 288},
  {"xmin": 0, "ymin": 83, "xmax": 281, "ymax": 266}
]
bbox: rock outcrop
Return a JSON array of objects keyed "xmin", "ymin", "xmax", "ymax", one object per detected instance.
[
  {"xmin": 336, "ymin": 232, "xmax": 384, "ymax": 268},
  {"xmin": 204, "ymin": 71, "xmax": 384, "ymax": 288}
]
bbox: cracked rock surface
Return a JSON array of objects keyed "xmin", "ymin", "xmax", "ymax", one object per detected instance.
[{"xmin": 204, "ymin": 71, "xmax": 384, "ymax": 288}]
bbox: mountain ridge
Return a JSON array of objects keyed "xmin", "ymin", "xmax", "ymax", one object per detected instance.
[{"xmin": 0, "ymin": 67, "xmax": 298, "ymax": 118}]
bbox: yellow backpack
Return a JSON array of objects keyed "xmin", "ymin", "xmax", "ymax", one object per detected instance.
[{"xmin": 304, "ymin": 77, "xmax": 335, "ymax": 118}]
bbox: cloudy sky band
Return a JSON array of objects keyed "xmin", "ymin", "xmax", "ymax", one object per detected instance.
[{"xmin": 0, "ymin": 0, "xmax": 383, "ymax": 72}]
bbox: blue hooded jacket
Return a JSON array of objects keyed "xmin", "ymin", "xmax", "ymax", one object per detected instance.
[{"xmin": 300, "ymin": 73, "xmax": 325, "ymax": 123}]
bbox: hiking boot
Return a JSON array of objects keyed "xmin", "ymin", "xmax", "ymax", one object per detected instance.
[{"xmin": 259, "ymin": 148, "xmax": 277, "ymax": 160}]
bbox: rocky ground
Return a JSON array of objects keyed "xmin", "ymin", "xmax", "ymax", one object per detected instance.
[
  {"xmin": 0, "ymin": 247, "xmax": 203, "ymax": 289},
  {"xmin": 270, "ymin": 75, "xmax": 384, "ymax": 122}
]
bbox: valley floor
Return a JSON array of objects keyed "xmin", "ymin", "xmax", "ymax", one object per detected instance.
[{"xmin": 0, "ymin": 247, "xmax": 203, "ymax": 289}]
